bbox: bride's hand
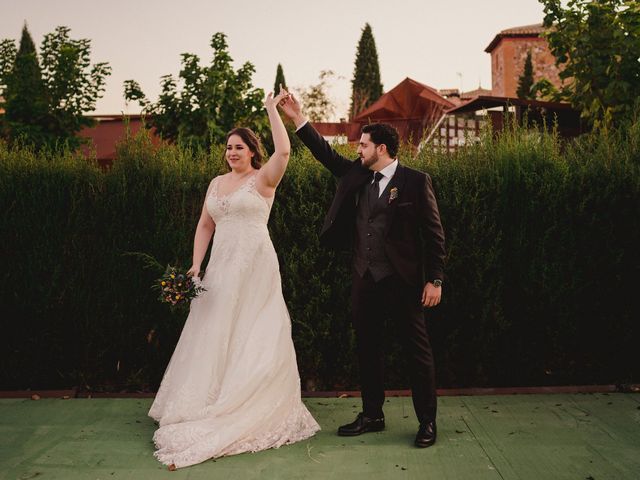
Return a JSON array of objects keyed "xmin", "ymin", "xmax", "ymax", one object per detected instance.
[
  {"xmin": 186, "ymin": 265, "xmax": 200, "ymax": 277},
  {"xmin": 265, "ymin": 88, "xmax": 289, "ymax": 111}
]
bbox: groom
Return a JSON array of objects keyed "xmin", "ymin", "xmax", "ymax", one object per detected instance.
[{"xmin": 280, "ymin": 94, "xmax": 446, "ymax": 448}]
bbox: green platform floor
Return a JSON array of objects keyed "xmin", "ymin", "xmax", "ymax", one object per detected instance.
[{"xmin": 1, "ymin": 394, "xmax": 639, "ymax": 479}]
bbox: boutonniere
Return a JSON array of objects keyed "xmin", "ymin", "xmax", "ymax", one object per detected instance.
[{"xmin": 389, "ymin": 187, "xmax": 399, "ymax": 204}]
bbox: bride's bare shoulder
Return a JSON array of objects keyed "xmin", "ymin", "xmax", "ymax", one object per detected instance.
[
  {"xmin": 212, "ymin": 173, "xmax": 229, "ymax": 182},
  {"xmin": 210, "ymin": 173, "xmax": 229, "ymax": 187}
]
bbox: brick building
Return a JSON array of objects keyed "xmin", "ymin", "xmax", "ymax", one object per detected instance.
[
  {"xmin": 429, "ymin": 24, "xmax": 582, "ymax": 151},
  {"xmin": 77, "ymin": 114, "xmax": 163, "ymax": 167},
  {"xmin": 485, "ymin": 23, "xmax": 563, "ymax": 97}
]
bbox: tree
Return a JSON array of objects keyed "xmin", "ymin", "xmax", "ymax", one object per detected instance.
[
  {"xmin": 124, "ymin": 33, "xmax": 266, "ymax": 148},
  {"xmin": 516, "ymin": 51, "xmax": 535, "ymax": 99},
  {"xmin": 270, "ymin": 63, "xmax": 305, "ymax": 151},
  {"xmin": 538, "ymin": 0, "xmax": 640, "ymax": 127},
  {"xmin": 299, "ymin": 70, "xmax": 336, "ymax": 123},
  {"xmin": 0, "ymin": 24, "xmax": 48, "ymax": 146},
  {"xmin": 0, "ymin": 25, "xmax": 111, "ymax": 149},
  {"xmin": 273, "ymin": 63, "xmax": 287, "ymax": 94},
  {"xmin": 349, "ymin": 23, "xmax": 383, "ymax": 120}
]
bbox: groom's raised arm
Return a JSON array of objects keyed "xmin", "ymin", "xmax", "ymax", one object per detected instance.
[
  {"xmin": 280, "ymin": 92, "xmax": 353, "ymax": 178},
  {"xmin": 296, "ymin": 122, "xmax": 353, "ymax": 178}
]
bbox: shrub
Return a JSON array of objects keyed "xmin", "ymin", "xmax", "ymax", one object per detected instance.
[{"xmin": 1, "ymin": 120, "xmax": 638, "ymax": 391}]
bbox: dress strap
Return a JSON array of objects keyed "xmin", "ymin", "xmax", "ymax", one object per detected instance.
[
  {"xmin": 246, "ymin": 172, "xmax": 258, "ymax": 190},
  {"xmin": 206, "ymin": 177, "xmax": 219, "ymax": 199}
]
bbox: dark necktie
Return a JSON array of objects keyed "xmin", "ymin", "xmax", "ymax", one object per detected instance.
[{"xmin": 368, "ymin": 171, "xmax": 384, "ymax": 207}]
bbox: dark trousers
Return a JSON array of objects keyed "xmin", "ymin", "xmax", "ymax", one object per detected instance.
[{"xmin": 351, "ymin": 270, "xmax": 437, "ymax": 424}]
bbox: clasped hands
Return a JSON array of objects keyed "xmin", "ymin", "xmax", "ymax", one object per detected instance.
[{"xmin": 264, "ymin": 84, "xmax": 291, "ymax": 111}]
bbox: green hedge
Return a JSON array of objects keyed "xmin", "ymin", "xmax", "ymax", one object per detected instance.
[{"xmin": 1, "ymin": 123, "xmax": 639, "ymax": 392}]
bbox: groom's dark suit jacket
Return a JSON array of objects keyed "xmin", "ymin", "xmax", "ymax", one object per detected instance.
[{"xmin": 297, "ymin": 123, "xmax": 446, "ymax": 288}]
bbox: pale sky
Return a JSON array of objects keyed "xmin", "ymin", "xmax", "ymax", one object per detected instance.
[{"xmin": 1, "ymin": 0, "xmax": 546, "ymax": 120}]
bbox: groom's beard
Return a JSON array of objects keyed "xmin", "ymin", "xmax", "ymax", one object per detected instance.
[{"xmin": 361, "ymin": 152, "xmax": 379, "ymax": 169}]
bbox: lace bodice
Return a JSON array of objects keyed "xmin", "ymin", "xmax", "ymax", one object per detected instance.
[{"xmin": 205, "ymin": 173, "xmax": 273, "ymax": 228}]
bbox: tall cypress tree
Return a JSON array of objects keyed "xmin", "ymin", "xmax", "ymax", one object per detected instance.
[
  {"xmin": 349, "ymin": 23, "xmax": 383, "ymax": 120},
  {"xmin": 516, "ymin": 51, "xmax": 535, "ymax": 99},
  {"xmin": 273, "ymin": 63, "xmax": 287, "ymax": 94},
  {"xmin": 273, "ymin": 63, "xmax": 304, "ymax": 151},
  {"xmin": 4, "ymin": 23, "xmax": 49, "ymax": 145}
]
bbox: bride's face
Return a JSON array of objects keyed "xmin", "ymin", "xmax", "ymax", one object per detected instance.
[{"xmin": 226, "ymin": 134, "xmax": 255, "ymax": 171}]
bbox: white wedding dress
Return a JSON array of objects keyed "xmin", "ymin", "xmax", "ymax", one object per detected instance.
[{"xmin": 149, "ymin": 173, "xmax": 320, "ymax": 468}]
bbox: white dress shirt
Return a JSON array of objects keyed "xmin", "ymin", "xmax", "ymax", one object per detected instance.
[{"xmin": 373, "ymin": 160, "xmax": 398, "ymax": 197}]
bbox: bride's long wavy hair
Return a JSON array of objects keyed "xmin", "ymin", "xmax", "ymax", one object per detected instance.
[{"xmin": 224, "ymin": 128, "xmax": 264, "ymax": 170}]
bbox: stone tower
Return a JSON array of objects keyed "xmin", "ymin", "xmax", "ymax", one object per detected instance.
[{"xmin": 485, "ymin": 24, "xmax": 563, "ymax": 97}]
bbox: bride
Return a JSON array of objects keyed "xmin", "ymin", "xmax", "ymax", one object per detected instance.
[{"xmin": 149, "ymin": 89, "xmax": 320, "ymax": 469}]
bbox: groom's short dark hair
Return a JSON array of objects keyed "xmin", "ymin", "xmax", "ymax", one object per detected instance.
[{"xmin": 362, "ymin": 123, "xmax": 399, "ymax": 158}]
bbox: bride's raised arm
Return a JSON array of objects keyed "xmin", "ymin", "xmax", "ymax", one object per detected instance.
[{"xmin": 256, "ymin": 90, "xmax": 291, "ymax": 196}]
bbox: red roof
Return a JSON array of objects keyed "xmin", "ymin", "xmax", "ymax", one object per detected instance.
[
  {"xmin": 353, "ymin": 77, "xmax": 455, "ymax": 122},
  {"xmin": 485, "ymin": 23, "xmax": 547, "ymax": 52},
  {"xmin": 347, "ymin": 78, "xmax": 456, "ymax": 145}
]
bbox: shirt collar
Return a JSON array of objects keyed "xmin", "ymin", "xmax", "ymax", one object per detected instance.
[{"xmin": 377, "ymin": 159, "xmax": 398, "ymax": 179}]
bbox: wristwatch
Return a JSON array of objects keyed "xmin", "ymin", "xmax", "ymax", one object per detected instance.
[{"xmin": 432, "ymin": 279, "xmax": 443, "ymax": 288}]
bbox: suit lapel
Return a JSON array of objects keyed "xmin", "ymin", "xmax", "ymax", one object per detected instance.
[{"xmin": 383, "ymin": 163, "xmax": 407, "ymax": 236}]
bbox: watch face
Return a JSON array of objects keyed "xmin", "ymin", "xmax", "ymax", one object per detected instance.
[{"xmin": 433, "ymin": 280, "xmax": 442, "ymax": 287}]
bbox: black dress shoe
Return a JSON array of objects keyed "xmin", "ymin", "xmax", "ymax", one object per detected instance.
[
  {"xmin": 337, "ymin": 413, "xmax": 385, "ymax": 436},
  {"xmin": 415, "ymin": 420, "xmax": 437, "ymax": 447}
]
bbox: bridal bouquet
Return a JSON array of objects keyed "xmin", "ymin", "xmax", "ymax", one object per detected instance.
[{"xmin": 155, "ymin": 265, "xmax": 206, "ymax": 307}]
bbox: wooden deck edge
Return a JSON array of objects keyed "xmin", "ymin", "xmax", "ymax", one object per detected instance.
[
  {"xmin": 303, "ymin": 385, "xmax": 630, "ymax": 397},
  {"xmin": 0, "ymin": 389, "xmax": 78, "ymax": 399},
  {"xmin": 1, "ymin": 384, "xmax": 638, "ymax": 399}
]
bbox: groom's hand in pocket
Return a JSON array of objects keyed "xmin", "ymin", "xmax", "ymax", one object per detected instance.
[{"xmin": 422, "ymin": 282, "xmax": 441, "ymax": 308}]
